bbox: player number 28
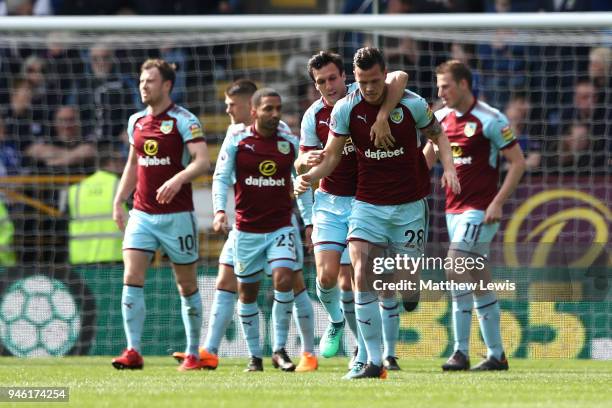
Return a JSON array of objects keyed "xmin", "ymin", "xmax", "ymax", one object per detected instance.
[{"xmin": 405, "ymin": 229, "xmax": 425, "ymax": 246}]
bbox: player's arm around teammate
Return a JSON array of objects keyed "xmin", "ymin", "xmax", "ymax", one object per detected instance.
[
  {"xmin": 295, "ymin": 69, "xmax": 408, "ymax": 173},
  {"xmin": 294, "ymin": 52, "xmax": 410, "ymax": 366},
  {"xmin": 370, "ymin": 70, "xmax": 408, "ymax": 150}
]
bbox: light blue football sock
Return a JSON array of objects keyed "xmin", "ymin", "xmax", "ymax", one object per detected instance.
[
  {"xmin": 474, "ymin": 291, "xmax": 503, "ymax": 359},
  {"xmin": 355, "ymin": 291, "xmax": 382, "ymax": 366},
  {"xmin": 122, "ymin": 285, "xmax": 145, "ymax": 352},
  {"xmin": 238, "ymin": 301, "xmax": 261, "ymax": 358},
  {"xmin": 341, "ymin": 290, "xmax": 367, "ymax": 363},
  {"xmin": 341, "ymin": 290, "xmax": 358, "ymax": 338},
  {"xmin": 181, "ymin": 290, "xmax": 202, "ymax": 356},
  {"xmin": 380, "ymin": 297, "xmax": 400, "ymax": 358},
  {"xmin": 272, "ymin": 290, "xmax": 294, "ymax": 352},
  {"xmin": 293, "ymin": 289, "xmax": 315, "ymax": 353},
  {"xmin": 451, "ymin": 289, "xmax": 473, "ymax": 357},
  {"xmin": 204, "ymin": 289, "xmax": 236, "ymax": 355},
  {"xmin": 316, "ymin": 279, "xmax": 343, "ymax": 323}
]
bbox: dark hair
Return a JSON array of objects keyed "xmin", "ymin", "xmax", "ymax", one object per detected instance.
[
  {"xmin": 435, "ymin": 59, "xmax": 473, "ymax": 90},
  {"xmin": 226, "ymin": 79, "xmax": 258, "ymax": 97},
  {"xmin": 353, "ymin": 47, "xmax": 386, "ymax": 72},
  {"xmin": 307, "ymin": 51, "xmax": 344, "ymax": 81},
  {"xmin": 140, "ymin": 58, "xmax": 176, "ymax": 91},
  {"xmin": 251, "ymin": 88, "xmax": 281, "ymax": 107}
]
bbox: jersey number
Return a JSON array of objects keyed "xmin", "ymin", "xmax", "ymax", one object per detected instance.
[
  {"xmin": 463, "ymin": 223, "xmax": 482, "ymax": 244},
  {"xmin": 276, "ymin": 232, "xmax": 296, "ymax": 249},
  {"xmin": 405, "ymin": 229, "xmax": 425, "ymax": 247},
  {"xmin": 178, "ymin": 234, "xmax": 195, "ymax": 252}
]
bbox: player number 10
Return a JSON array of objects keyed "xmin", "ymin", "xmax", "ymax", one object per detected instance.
[{"xmin": 178, "ymin": 234, "xmax": 195, "ymax": 252}]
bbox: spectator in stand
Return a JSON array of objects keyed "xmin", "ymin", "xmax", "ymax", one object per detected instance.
[
  {"xmin": 544, "ymin": 80, "xmax": 605, "ymax": 166},
  {"xmin": 22, "ymin": 55, "xmax": 62, "ymax": 135},
  {"xmin": 0, "ymin": 114, "xmax": 22, "ymax": 176},
  {"xmin": 548, "ymin": 80, "xmax": 608, "ymax": 141},
  {"xmin": 24, "ymin": 105, "xmax": 96, "ymax": 175},
  {"xmin": 477, "ymin": 0, "xmax": 527, "ymax": 107},
  {"xmin": 75, "ymin": 42, "xmax": 134, "ymax": 151},
  {"xmin": 338, "ymin": 0, "xmax": 374, "ymax": 75},
  {"xmin": 4, "ymin": 78, "xmax": 44, "ymax": 171},
  {"xmin": 588, "ymin": 47, "xmax": 611, "ymax": 106},
  {"xmin": 551, "ymin": 122, "xmax": 606, "ymax": 175},
  {"xmin": 587, "ymin": 47, "xmax": 612, "ymax": 167},
  {"xmin": 4, "ymin": 80, "xmax": 67, "ymax": 265},
  {"xmin": 504, "ymin": 94, "xmax": 541, "ymax": 172},
  {"xmin": 382, "ymin": 1, "xmax": 446, "ymax": 101},
  {"xmin": 43, "ymin": 32, "xmax": 85, "ymax": 106}
]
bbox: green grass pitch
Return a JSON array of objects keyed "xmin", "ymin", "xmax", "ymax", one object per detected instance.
[{"xmin": 1, "ymin": 357, "xmax": 611, "ymax": 407}]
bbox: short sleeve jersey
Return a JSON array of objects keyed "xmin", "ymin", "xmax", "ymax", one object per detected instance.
[
  {"xmin": 213, "ymin": 124, "xmax": 298, "ymax": 233},
  {"xmin": 329, "ymin": 89, "xmax": 433, "ymax": 205},
  {"xmin": 300, "ymin": 83, "xmax": 358, "ymax": 196},
  {"xmin": 127, "ymin": 104, "xmax": 205, "ymax": 214},
  {"xmin": 435, "ymin": 99, "xmax": 517, "ymax": 213}
]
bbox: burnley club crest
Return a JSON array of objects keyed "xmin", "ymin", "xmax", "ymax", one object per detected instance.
[
  {"xmin": 160, "ymin": 120, "xmax": 174, "ymax": 134},
  {"xmin": 277, "ymin": 141, "xmax": 290, "ymax": 155},
  {"xmin": 464, "ymin": 122, "xmax": 477, "ymax": 137}
]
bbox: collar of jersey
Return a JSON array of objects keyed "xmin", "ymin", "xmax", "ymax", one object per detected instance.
[
  {"xmin": 250, "ymin": 125, "xmax": 277, "ymax": 140},
  {"xmin": 147, "ymin": 102, "xmax": 175, "ymax": 118},
  {"xmin": 454, "ymin": 98, "xmax": 478, "ymax": 118}
]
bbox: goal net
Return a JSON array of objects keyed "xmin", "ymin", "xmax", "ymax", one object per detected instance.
[{"xmin": 0, "ymin": 14, "xmax": 610, "ymax": 359}]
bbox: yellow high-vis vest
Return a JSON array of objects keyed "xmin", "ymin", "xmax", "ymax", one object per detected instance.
[
  {"xmin": 0, "ymin": 199, "xmax": 15, "ymax": 266},
  {"xmin": 68, "ymin": 170, "xmax": 124, "ymax": 264}
]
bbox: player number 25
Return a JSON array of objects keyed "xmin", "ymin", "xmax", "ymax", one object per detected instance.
[{"xmin": 275, "ymin": 233, "xmax": 296, "ymax": 249}]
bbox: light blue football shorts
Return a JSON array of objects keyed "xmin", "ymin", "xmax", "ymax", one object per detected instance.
[
  {"xmin": 219, "ymin": 229, "xmax": 236, "ymax": 266},
  {"xmin": 446, "ymin": 210, "xmax": 499, "ymax": 258},
  {"xmin": 233, "ymin": 225, "xmax": 297, "ymax": 283},
  {"xmin": 312, "ymin": 189, "xmax": 353, "ymax": 261},
  {"xmin": 347, "ymin": 198, "xmax": 429, "ymax": 257},
  {"xmin": 220, "ymin": 215, "xmax": 304, "ymax": 274},
  {"xmin": 123, "ymin": 209, "xmax": 199, "ymax": 264}
]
